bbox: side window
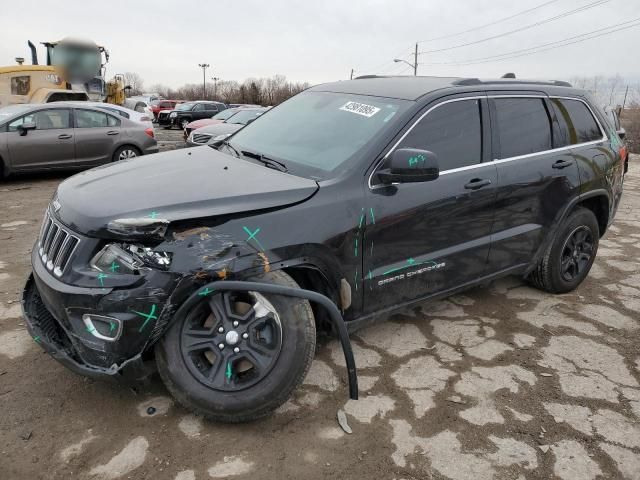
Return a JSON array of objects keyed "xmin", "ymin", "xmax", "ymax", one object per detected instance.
[
  {"xmin": 398, "ymin": 99, "xmax": 482, "ymax": 171},
  {"xmin": 8, "ymin": 113, "xmax": 35, "ymax": 132},
  {"xmin": 76, "ymin": 110, "xmax": 119, "ymax": 128},
  {"xmin": 204, "ymin": 104, "xmax": 218, "ymax": 111},
  {"xmin": 134, "ymin": 102, "xmax": 146, "ymax": 113},
  {"xmin": 494, "ymin": 98, "xmax": 552, "ymax": 158},
  {"xmin": 550, "ymin": 98, "xmax": 602, "ymax": 145},
  {"xmin": 7, "ymin": 110, "xmax": 70, "ymax": 131},
  {"xmin": 193, "ymin": 104, "xmax": 205, "ymax": 112}
]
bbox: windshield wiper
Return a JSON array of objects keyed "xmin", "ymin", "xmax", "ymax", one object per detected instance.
[
  {"xmin": 241, "ymin": 150, "xmax": 288, "ymax": 172},
  {"xmin": 220, "ymin": 140, "xmax": 241, "ymax": 158}
]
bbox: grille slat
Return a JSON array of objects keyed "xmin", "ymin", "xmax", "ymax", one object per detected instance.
[{"xmin": 38, "ymin": 210, "xmax": 80, "ymax": 277}]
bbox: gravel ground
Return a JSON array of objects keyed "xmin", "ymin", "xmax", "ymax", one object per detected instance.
[{"xmin": 1, "ymin": 136, "xmax": 639, "ymax": 479}]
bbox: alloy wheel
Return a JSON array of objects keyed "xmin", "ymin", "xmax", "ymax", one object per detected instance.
[
  {"xmin": 180, "ymin": 291, "xmax": 283, "ymax": 392},
  {"xmin": 560, "ymin": 226, "xmax": 594, "ymax": 282},
  {"xmin": 118, "ymin": 149, "xmax": 138, "ymax": 160}
]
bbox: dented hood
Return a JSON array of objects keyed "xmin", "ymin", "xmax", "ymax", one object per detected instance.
[{"xmin": 56, "ymin": 146, "xmax": 319, "ymax": 236}]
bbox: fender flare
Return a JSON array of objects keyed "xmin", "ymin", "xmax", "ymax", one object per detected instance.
[
  {"xmin": 174, "ymin": 280, "xmax": 359, "ymax": 400},
  {"xmin": 525, "ymin": 189, "xmax": 611, "ymax": 275}
]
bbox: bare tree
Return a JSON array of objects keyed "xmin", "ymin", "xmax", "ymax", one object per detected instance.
[{"xmin": 123, "ymin": 72, "xmax": 144, "ymax": 96}]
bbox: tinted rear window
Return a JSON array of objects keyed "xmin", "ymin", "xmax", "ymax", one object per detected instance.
[
  {"xmin": 494, "ymin": 98, "xmax": 552, "ymax": 158},
  {"xmin": 550, "ymin": 98, "xmax": 602, "ymax": 146},
  {"xmin": 399, "ymin": 99, "xmax": 482, "ymax": 170}
]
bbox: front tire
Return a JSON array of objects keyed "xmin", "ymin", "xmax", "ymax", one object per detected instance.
[
  {"xmin": 529, "ymin": 207, "xmax": 599, "ymax": 293},
  {"xmin": 156, "ymin": 270, "xmax": 316, "ymax": 422}
]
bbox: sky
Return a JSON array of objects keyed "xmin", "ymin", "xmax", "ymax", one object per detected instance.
[{"xmin": 2, "ymin": 0, "xmax": 640, "ymax": 90}]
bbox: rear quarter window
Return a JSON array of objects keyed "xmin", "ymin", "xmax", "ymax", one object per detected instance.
[
  {"xmin": 493, "ymin": 98, "xmax": 552, "ymax": 158},
  {"xmin": 550, "ymin": 98, "xmax": 603, "ymax": 146}
]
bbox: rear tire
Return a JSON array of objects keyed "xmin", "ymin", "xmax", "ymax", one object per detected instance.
[
  {"xmin": 156, "ymin": 270, "xmax": 316, "ymax": 422},
  {"xmin": 112, "ymin": 145, "xmax": 141, "ymax": 162},
  {"xmin": 529, "ymin": 207, "xmax": 599, "ymax": 293}
]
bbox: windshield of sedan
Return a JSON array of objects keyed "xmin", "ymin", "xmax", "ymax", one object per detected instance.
[
  {"xmin": 212, "ymin": 109, "xmax": 239, "ymax": 120},
  {"xmin": 228, "ymin": 91, "xmax": 411, "ymax": 178},
  {"xmin": 225, "ymin": 109, "xmax": 265, "ymax": 125},
  {"xmin": 0, "ymin": 104, "xmax": 32, "ymax": 122},
  {"xmin": 176, "ymin": 103, "xmax": 195, "ymax": 111}
]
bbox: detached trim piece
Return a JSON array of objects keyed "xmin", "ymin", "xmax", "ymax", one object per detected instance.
[{"xmin": 176, "ymin": 280, "xmax": 359, "ymax": 400}]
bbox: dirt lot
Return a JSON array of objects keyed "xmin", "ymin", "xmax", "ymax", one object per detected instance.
[{"xmin": 1, "ymin": 133, "xmax": 639, "ymax": 480}]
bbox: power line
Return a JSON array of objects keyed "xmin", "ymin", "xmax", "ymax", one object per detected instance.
[
  {"xmin": 423, "ymin": 17, "xmax": 640, "ymax": 66},
  {"xmin": 418, "ymin": 0, "xmax": 562, "ymax": 43},
  {"xmin": 418, "ymin": 0, "xmax": 610, "ymax": 54}
]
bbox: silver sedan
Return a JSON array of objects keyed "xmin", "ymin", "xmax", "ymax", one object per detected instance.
[{"xmin": 0, "ymin": 102, "xmax": 159, "ymax": 177}]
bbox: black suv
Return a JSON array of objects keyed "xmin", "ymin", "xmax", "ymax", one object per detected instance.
[
  {"xmin": 157, "ymin": 100, "xmax": 227, "ymax": 129},
  {"xmin": 23, "ymin": 76, "xmax": 626, "ymax": 422}
]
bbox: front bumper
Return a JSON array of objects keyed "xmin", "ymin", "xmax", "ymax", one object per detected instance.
[{"xmin": 23, "ymin": 247, "xmax": 177, "ymax": 382}]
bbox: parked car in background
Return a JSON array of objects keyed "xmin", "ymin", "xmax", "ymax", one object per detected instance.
[
  {"xmin": 158, "ymin": 101, "xmax": 227, "ymax": 130},
  {"xmin": 151, "ymin": 100, "xmax": 184, "ymax": 122},
  {"xmin": 228, "ymin": 103, "xmax": 262, "ymax": 108},
  {"xmin": 0, "ymin": 102, "xmax": 158, "ymax": 176},
  {"xmin": 124, "ymin": 98, "xmax": 154, "ymax": 120},
  {"xmin": 183, "ymin": 107, "xmax": 245, "ymax": 140},
  {"xmin": 64, "ymin": 101, "xmax": 154, "ymax": 130},
  {"xmin": 186, "ymin": 107, "xmax": 268, "ymax": 146}
]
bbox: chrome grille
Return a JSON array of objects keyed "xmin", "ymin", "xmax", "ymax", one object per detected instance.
[
  {"xmin": 192, "ymin": 133, "xmax": 212, "ymax": 144},
  {"xmin": 37, "ymin": 210, "xmax": 80, "ymax": 277}
]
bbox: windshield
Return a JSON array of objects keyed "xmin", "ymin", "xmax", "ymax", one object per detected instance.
[
  {"xmin": 212, "ymin": 109, "xmax": 239, "ymax": 120},
  {"xmin": 228, "ymin": 91, "xmax": 411, "ymax": 178},
  {"xmin": 226, "ymin": 109, "xmax": 265, "ymax": 125},
  {"xmin": 176, "ymin": 103, "xmax": 195, "ymax": 111},
  {"xmin": 0, "ymin": 104, "xmax": 32, "ymax": 122}
]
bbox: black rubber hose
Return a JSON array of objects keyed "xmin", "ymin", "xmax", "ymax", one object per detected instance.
[{"xmin": 178, "ymin": 280, "xmax": 358, "ymax": 400}]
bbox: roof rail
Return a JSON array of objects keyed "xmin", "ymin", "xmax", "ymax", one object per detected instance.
[
  {"xmin": 354, "ymin": 75, "xmax": 386, "ymax": 79},
  {"xmin": 452, "ymin": 78, "xmax": 572, "ymax": 87}
]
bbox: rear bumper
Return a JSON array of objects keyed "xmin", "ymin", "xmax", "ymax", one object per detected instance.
[{"xmin": 144, "ymin": 145, "xmax": 160, "ymax": 155}]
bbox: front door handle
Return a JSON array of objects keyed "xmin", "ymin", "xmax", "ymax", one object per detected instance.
[
  {"xmin": 106, "ymin": 130, "xmax": 119, "ymax": 136},
  {"xmin": 553, "ymin": 159, "xmax": 574, "ymax": 169},
  {"xmin": 58, "ymin": 134, "xmax": 72, "ymax": 139},
  {"xmin": 464, "ymin": 178, "xmax": 492, "ymax": 190}
]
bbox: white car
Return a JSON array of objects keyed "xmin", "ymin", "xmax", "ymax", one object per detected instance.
[{"xmin": 64, "ymin": 101, "xmax": 154, "ymax": 130}]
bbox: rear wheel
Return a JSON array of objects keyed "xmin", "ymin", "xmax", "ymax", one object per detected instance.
[
  {"xmin": 112, "ymin": 145, "xmax": 140, "ymax": 162},
  {"xmin": 156, "ymin": 270, "xmax": 316, "ymax": 422},
  {"xmin": 529, "ymin": 207, "xmax": 599, "ymax": 293}
]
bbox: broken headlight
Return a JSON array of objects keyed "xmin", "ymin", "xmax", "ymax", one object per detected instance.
[{"xmin": 90, "ymin": 243, "xmax": 172, "ymax": 274}]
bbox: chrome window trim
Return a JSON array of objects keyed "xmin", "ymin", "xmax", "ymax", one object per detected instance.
[{"xmin": 368, "ymin": 94, "xmax": 607, "ymax": 190}]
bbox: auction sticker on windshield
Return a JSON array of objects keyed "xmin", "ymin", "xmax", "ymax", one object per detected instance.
[{"xmin": 340, "ymin": 101, "xmax": 381, "ymax": 117}]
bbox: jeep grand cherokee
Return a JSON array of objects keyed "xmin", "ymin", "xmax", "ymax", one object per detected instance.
[{"xmin": 22, "ymin": 76, "xmax": 626, "ymax": 422}]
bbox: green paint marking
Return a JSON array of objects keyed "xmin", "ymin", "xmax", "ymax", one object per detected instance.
[
  {"xmin": 109, "ymin": 261, "xmax": 120, "ymax": 273},
  {"xmin": 408, "ymin": 154, "xmax": 425, "ymax": 167},
  {"xmin": 198, "ymin": 287, "xmax": 213, "ymax": 296},
  {"xmin": 148, "ymin": 211, "xmax": 159, "ymax": 219},
  {"xmin": 382, "ymin": 258, "xmax": 438, "ymax": 276},
  {"xmin": 369, "ymin": 207, "xmax": 375, "ymax": 224},
  {"xmin": 358, "ymin": 208, "xmax": 365, "ymax": 229},
  {"xmin": 86, "ymin": 325, "xmax": 97, "ymax": 334},
  {"xmin": 133, "ymin": 304, "xmax": 158, "ymax": 333},
  {"xmin": 109, "ymin": 321, "xmax": 117, "ymax": 334},
  {"xmin": 243, "ymin": 226, "xmax": 266, "ymax": 251},
  {"xmin": 33, "ymin": 336, "xmax": 40, "ymax": 344},
  {"xmin": 225, "ymin": 361, "xmax": 233, "ymax": 381},
  {"xmin": 368, "ymin": 270, "xmax": 373, "ymax": 280},
  {"xmin": 97, "ymin": 272, "xmax": 109, "ymax": 287},
  {"xmin": 354, "ymin": 238, "xmax": 358, "ymax": 257}
]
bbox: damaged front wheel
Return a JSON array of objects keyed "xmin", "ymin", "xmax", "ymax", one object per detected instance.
[{"xmin": 156, "ymin": 270, "xmax": 316, "ymax": 422}]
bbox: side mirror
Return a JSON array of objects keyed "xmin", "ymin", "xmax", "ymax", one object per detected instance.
[
  {"xmin": 617, "ymin": 127, "xmax": 626, "ymax": 140},
  {"xmin": 18, "ymin": 122, "xmax": 36, "ymax": 136},
  {"xmin": 377, "ymin": 148, "xmax": 439, "ymax": 184}
]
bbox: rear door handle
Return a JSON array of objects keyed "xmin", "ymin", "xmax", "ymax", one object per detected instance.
[
  {"xmin": 58, "ymin": 134, "xmax": 72, "ymax": 139},
  {"xmin": 553, "ymin": 159, "xmax": 574, "ymax": 169},
  {"xmin": 106, "ymin": 130, "xmax": 120, "ymax": 136},
  {"xmin": 464, "ymin": 178, "xmax": 492, "ymax": 190}
]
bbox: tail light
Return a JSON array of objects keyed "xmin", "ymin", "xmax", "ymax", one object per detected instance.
[
  {"xmin": 144, "ymin": 128, "xmax": 154, "ymax": 138},
  {"xmin": 619, "ymin": 145, "xmax": 627, "ymax": 161}
]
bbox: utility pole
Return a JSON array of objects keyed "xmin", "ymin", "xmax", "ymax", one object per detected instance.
[
  {"xmin": 620, "ymin": 85, "xmax": 629, "ymax": 117},
  {"xmin": 414, "ymin": 42, "xmax": 418, "ymax": 76},
  {"xmin": 350, "ymin": 69, "xmax": 354, "ymax": 80},
  {"xmin": 198, "ymin": 63, "xmax": 210, "ymax": 99},
  {"xmin": 211, "ymin": 77, "xmax": 220, "ymax": 100}
]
